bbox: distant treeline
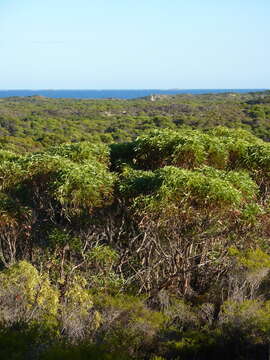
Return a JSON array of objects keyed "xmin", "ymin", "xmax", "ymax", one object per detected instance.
[{"xmin": 0, "ymin": 90, "xmax": 270, "ymax": 153}]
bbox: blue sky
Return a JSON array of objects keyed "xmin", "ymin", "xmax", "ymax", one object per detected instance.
[{"xmin": 0, "ymin": 0, "xmax": 269, "ymax": 89}]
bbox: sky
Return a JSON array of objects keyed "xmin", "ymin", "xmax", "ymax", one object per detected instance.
[{"xmin": 0, "ymin": 0, "xmax": 269, "ymax": 89}]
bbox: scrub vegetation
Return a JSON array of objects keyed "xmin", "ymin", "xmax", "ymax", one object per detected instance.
[
  {"xmin": 1, "ymin": 91, "xmax": 270, "ymax": 359},
  {"xmin": 0, "ymin": 90, "xmax": 270, "ymax": 153}
]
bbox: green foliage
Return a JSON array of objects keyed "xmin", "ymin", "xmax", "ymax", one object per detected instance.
[
  {"xmin": 121, "ymin": 166, "xmax": 258, "ymax": 218},
  {"xmin": 87, "ymin": 245, "xmax": 118, "ymax": 269},
  {"xmin": 165, "ymin": 330, "xmax": 220, "ymax": 360},
  {"xmin": 0, "ymin": 122, "xmax": 269, "ymax": 359},
  {"xmin": 165, "ymin": 299, "xmax": 199, "ymax": 331},
  {"xmin": 218, "ymin": 299, "xmax": 270, "ymax": 340},
  {"xmin": 0, "ymin": 149, "xmax": 18, "ymax": 162},
  {"xmin": 47, "ymin": 142, "xmax": 110, "ymax": 165},
  {"xmin": 94, "ymin": 294, "xmax": 166, "ymax": 357},
  {"xmin": 60, "ymin": 276, "xmax": 100, "ymax": 340},
  {"xmin": 86, "ymin": 246, "xmax": 124, "ymax": 294},
  {"xmin": 0, "ymin": 261, "xmax": 59, "ymax": 326},
  {"xmin": 119, "ymin": 166, "xmax": 161, "ymax": 199},
  {"xmin": 56, "ymin": 161, "xmax": 115, "ymax": 215},
  {"xmin": 131, "ymin": 127, "xmax": 263, "ymax": 172},
  {"xmin": 0, "ymin": 160, "xmax": 27, "ymax": 190},
  {"xmin": 48, "ymin": 229, "xmax": 80, "ymax": 251},
  {"xmin": 110, "ymin": 142, "xmax": 135, "ymax": 169},
  {"xmin": 173, "ymin": 138, "xmax": 208, "ymax": 168},
  {"xmin": 241, "ymin": 144, "xmax": 270, "ymax": 172},
  {"xmin": 240, "ymin": 203, "xmax": 264, "ymax": 224},
  {"xmin": 0, "ymin": 143, "xmax": 115, "ymax": 216},
  {"xmin": 0, "ymin": 91, "xmax": 270, "ymax": 154},
  {"xmin": 229, "ymin": 248, "xmax": 270, "ymax": 271}
]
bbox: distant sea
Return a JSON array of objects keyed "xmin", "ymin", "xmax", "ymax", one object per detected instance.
[{"xmin": 0, "ymin": 89, "xmax": 267, "ymax": 100}]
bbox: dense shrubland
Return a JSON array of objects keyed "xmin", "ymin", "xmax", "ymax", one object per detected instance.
[
  {"xmin": 1, "ymin": 124, "xmax": 270, "ymax": 358},
  {"xmin": 0, "ymin": 90, "xmax": 270, "ymax": 153}
]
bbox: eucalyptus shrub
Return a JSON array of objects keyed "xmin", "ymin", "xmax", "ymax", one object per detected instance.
[
  {"xmin": 120, "ymin": 166, "xmax": 258, "ymax": 216},
  {"xmin": 0, "ymin": 144, "xmax": 115, "ymax": 216},
  {"xmin": 47, "ymin": 142, "xmax": 110, "ymax": 165},
  {"xmin": 131, "ymin": 127, "xmax": 264, "ymax": 173}
]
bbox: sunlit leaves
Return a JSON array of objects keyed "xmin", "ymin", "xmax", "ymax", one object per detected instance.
[
  {"xmin": 0, "ymin": 261, "xmax": 59, "ymax": 326},
  {"xmin": 120, "ymin": 166, "xmax": 258, "ymax": 219},
  {"xmin": 0, "ymin": 143, "xmax": 115, "ymax": 216}
]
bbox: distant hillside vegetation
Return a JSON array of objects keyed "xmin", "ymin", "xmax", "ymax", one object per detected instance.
[{"xmin": 0, "ymin": 90, "xmax": 270, "ymax": 153}]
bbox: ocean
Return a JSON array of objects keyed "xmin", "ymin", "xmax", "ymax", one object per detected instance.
[{"xmin": 0, "ymin": 89, "xmax": 266, "ymax": 100}]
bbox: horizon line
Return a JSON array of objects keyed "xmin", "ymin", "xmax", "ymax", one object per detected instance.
[{"xmin": 0, "ymin": 88, "xmax": 268, "ymax": 91}]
